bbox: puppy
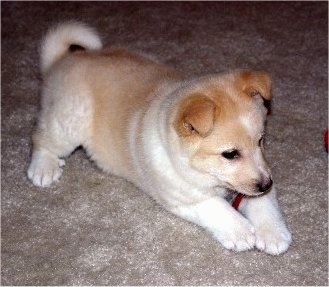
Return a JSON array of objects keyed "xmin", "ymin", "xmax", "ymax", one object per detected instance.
[{"xmin": 28, "ymin": 22, "xmax": 292, "ymax": 255}]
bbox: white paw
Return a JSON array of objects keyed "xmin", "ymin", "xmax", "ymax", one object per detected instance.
[
  {"xmin": 213, "ymin": 217, "xmax": 256, "ymax": 252},
  {"xmin": 27, "ymin": 150, "xmax": 65, "ymax": 187},
  {"xmin": 255, "ymin": 224, "xmax": 292, "ymax": 255}
]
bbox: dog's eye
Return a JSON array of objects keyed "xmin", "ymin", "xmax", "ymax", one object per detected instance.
[{"xmin": 221, "ymin": 149, "xmax": 240, "ymax": 160}]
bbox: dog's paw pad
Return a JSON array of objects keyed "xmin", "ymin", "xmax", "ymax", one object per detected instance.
[
  {"xmin": 255, "ymin": 226, "xmax": 292, "ymax": 255},
  {"xmin": 27, "ymin": 151, "xmax": 64, "ymax": 187}
]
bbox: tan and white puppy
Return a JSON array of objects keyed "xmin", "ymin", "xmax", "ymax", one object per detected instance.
[{"xmin": 28, "ymin": 22, "xmax": 292, "ymax": 255}]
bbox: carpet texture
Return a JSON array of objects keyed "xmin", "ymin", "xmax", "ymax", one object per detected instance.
[{"xmin": 1, "ymin": 2, "xmax": 328, "ymax": 285}]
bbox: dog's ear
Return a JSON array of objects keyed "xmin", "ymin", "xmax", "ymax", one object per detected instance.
[
  {"xmin": 237, "ymin": 71, "xmax": 272, "ymax": 113},
  {"xmin": 175, "ymin": 94, "xmax": 216, "ymax": 137}
]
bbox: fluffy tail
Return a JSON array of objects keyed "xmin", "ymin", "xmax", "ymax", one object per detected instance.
[{"xmin": 40, "ymin": 21, "xmax": 103, "ymax": 74}]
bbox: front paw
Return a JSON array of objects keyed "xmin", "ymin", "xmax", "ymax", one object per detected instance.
[
  {"xmin": 255, "ymin": 223, "xmax": 292, "ymax": 255},
  {"xmin": 213, "ymin": 217, "xmax": 256, "ymax": 252}
]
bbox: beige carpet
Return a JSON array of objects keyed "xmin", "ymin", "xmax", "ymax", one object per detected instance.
[{"xmin": 1, "ymin": 1, "xmax": 328, "ymax": 285}]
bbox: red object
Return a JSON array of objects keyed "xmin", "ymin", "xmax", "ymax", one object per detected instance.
[
  {"xmin": 325, "ymin": 130, "xmax": 328, "ymax": 152},
  {"xmin": 232, "ymin": 193, "xmax": 244, "ymax": 210}
]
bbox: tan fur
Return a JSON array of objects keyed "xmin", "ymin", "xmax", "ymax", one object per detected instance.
[
  {"xmin": 235, "ymin": 71, "xmax": 272, "ymax": 100},
  {"xmin": 82, "ymin": 49, "xmax": 181, "ymax": 179},
  {"xmin": 175, "ymin": 94, "xmax": 216, "ymax": 137}
]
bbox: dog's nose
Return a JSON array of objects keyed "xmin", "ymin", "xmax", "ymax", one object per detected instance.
[{"xmin": 257, "ymin": 178, "xmax": 273, "ymax": 193}]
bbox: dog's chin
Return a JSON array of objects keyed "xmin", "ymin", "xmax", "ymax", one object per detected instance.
[{"xmin": 225, "ymin": 187, "xmax": 265, "ymax": 197}]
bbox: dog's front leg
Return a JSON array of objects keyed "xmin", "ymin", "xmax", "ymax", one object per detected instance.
[
  {"xmin": 239, "ymin": 188, "xmax": 292, "ymax": 255},
  {"xmin": 172, "ymin": 197, "xmax": 256, "ymax": 252}
]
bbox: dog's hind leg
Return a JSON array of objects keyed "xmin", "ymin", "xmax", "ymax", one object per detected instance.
[
  {"xmin": 27, "ymin": 117, "xmax": 82, "ymax": 187},
  {"xmin": 27, "ymin": 86, "xmax": 92, "ymax": 187},
  {"xmin": 27, "ymin": 147, "xmax": 67, "ymax": 187}
]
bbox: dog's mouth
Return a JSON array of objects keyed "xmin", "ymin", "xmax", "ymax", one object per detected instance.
[
  {"xmin": 226, "ymin": 188, "xmax": 258, "ymax": 198},
  {"xmin": 224, "ymin": 182, "xmax": 268, "ymax": 197}
]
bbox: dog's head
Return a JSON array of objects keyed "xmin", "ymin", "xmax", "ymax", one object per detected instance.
[{"xmin": 173, "ymin": 71, "xmax": 273, "ymax": 196}]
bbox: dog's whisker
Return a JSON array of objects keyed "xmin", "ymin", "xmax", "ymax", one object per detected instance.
[{"xmin": 270, "ymin": 160, "xmax": 283, "ymax": 170}]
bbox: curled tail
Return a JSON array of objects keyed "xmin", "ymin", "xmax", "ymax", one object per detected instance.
[{"xmin": 40, "ymin": 21, "xmax": 103, "ymax": 74}]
